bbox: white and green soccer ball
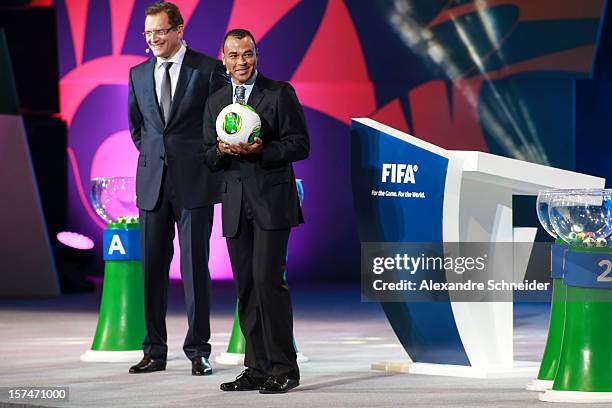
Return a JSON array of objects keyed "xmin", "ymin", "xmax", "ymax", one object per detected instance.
[
  {"xmin": 583, "ymin": 237, "xmax": 596, "ymax": 247},
  {"xmin": 215, "ymin": 103, "xmax": 261, "ymax": 146}
]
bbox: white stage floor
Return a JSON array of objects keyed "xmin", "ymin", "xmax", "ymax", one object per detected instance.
[{"xmin": 0, "ymin": 282, "xmax": 600, "ymax": 407}]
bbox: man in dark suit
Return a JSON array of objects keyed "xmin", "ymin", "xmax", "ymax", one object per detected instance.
[
  {"xmin": 127, "ymin": 1, "xmax": 225, "ymax": 376},
  {"xmin": 203, "ymin": 29, "xmax": 309, "ymax": 394}
]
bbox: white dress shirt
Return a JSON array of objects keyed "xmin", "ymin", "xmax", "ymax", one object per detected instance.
[
  {"xmin": 231, "ymin": 71, "xmax": 258, "ymax": 104},
  {"xmin": 154, "ymin": 44, "xmax": 187, "ymax": 104}
]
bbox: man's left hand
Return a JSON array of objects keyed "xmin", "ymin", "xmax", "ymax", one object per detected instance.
[{"xmin": 228, "ymin": 137, "xmax": 263, "ymax": 155}]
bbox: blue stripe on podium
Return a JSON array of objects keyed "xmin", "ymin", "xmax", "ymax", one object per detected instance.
[{"xmin": 351, "ymin": 120, "xmax": 470, "ymax": 366}]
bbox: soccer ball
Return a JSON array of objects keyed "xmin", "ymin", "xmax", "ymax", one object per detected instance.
[
  {"xmin": 583, "ymin": 237, "xmax": 596, "ymax": 247},
  {"xmin": 215, "ymin": 103, "xmax": 261, "ymax": 145}
]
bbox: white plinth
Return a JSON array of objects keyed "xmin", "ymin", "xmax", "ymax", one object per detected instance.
[
  {"xmin": 540, "ymin": 390, "xmax": 612, "ymax": 403},
  {"xmin": 215, "ymin": 352, "xmax": 309, "ymax": 366},
  {"xmin": 80, "ymin": 350, "xmax": 177, "ymax": 363},
  {"xmin": 214, "ymin": 352, "xmax": 245, "ymax": 366},
  {"xmin": 371, "ymin": 360, "xmax": 538, "ymax": 379},
  {"xmin": 526, "ymin": 379, "xmax": 554, "ymax": 391}
]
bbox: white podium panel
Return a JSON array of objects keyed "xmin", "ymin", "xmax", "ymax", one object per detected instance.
[{"xmin": 351, "ymin": 118, "xmax": 605, "ymax": 377}]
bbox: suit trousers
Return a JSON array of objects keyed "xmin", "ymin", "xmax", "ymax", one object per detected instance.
[
  {"xmin": 139, "ymin": 167, "xmax": 213, "ymax": 360},
  {"xmin": 226, "ymin": 192, "xmax": 299, "ymax": 380}
]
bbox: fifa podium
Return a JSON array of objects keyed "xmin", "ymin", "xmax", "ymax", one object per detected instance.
[{"xmin": 350, "ymin": 118, "xmax": 605, "ymax": 378}]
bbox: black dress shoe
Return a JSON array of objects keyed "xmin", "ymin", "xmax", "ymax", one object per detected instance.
[
  {"xmin": 191, "ymin": 357, "xmax": 212, "ymax": 376},
  {"xmin": 129, "ymin": 356, "xmax": 166, "ymax": 374},
  {"xmin": 220, "ymin": 369, "xmax": 267, "ymax": 391},
  {"xmin": 259, "ymin": 376, "xmax": 299, "ymax": 394}
]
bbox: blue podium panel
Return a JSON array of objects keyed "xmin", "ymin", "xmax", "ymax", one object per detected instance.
[
  {"xmin": 103, "ymin": 228, "xmax": 141, "ymax": 261},
  {"xmin": 351, "ymin": 119, "xmax": 469, "ymax": 366},
  {"xmin": 564, "ymin": 251, "xmax": 612, "ymax": 289}
]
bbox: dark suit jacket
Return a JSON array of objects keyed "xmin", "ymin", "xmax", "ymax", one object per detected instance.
[
  {"xmin": 128, "ymin": 48, "xmax": 227, "ymax": 210},
  {"xmin": 203, "ymin": 74, "xmax": 310, "ymax": 237}
]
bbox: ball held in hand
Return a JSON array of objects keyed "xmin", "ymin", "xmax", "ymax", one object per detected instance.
[{"xmin": 216, "ymin": 103, "xmax": 261, "ymax": 146}]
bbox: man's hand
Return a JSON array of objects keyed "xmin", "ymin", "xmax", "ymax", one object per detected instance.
[
  {"xmin": 217, "ymin": 137, "xmax": 237, "ymax": 156},
  {"xmin": 228, "ymin": 137, "xmax": 263, "ymax": 155}
]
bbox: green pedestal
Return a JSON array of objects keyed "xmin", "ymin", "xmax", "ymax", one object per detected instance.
[
  {"xmin": 540, "ymin": 247, "xmax": 612, "ymax": 403},
  {"xmin": 80, "ymin": 223, "xmax": 146, "ymax": 363},
  {"xmin": 91, "ymin": 259, "xmax": 146, "ymax": 351},
  {"xmin": 537, "ymin": 279, "xmax": 566, "ymax": 381},
  {"xmin": 226, "ymin": 301, "xmax": 247, "ymax": 353},
  {"xmin": 215, "ymin": 299, "xmax": 307, "ymax": 365},
  {"xmin": 551, "ymin": 286, "xmax": 612, "ymax": 391},
  {"xmin": 527, "ymin": 241, "xmax": 567, "ymax": 391}
]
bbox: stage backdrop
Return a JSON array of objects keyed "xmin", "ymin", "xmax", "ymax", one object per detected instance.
[{"xmin": 50, "ymin": 0, "xmax": 605, "ymax": 281}]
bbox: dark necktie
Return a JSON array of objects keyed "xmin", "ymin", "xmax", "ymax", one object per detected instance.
[
  {"xmin": 235, "ymin": 85, "xmax": 246, "ymax": 105},
  {"xmin": 160, "ymin": 62, "xmax": 173, "ymax": 124}
]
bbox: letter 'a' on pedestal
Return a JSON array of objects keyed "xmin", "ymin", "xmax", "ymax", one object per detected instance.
[{"xmin": 81, "ymin": 177, "xmax": 147, "ymax": 363}]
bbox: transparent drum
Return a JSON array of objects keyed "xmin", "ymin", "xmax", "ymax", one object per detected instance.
[{"xmin": 90, "ymin": 177, "xmax": 138, "ymax": 224}]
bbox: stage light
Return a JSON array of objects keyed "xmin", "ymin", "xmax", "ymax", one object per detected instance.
[
  {"xmin": 53, "ymin": 231, "xmax": 97, "ymax": 293},
  {"xmin": 56, "ymin": 231, "xmax": 95, "ymax": 250}
]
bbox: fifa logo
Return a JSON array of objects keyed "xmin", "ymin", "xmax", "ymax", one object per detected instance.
[{"xmin": 381, "ymin": 163, "xmax": 418, "ymax": 184}]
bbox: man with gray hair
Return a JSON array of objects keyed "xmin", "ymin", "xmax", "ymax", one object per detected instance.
[{"xmin": 127, "ymin": 1, "xmax": 225, "ymax": 376}]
